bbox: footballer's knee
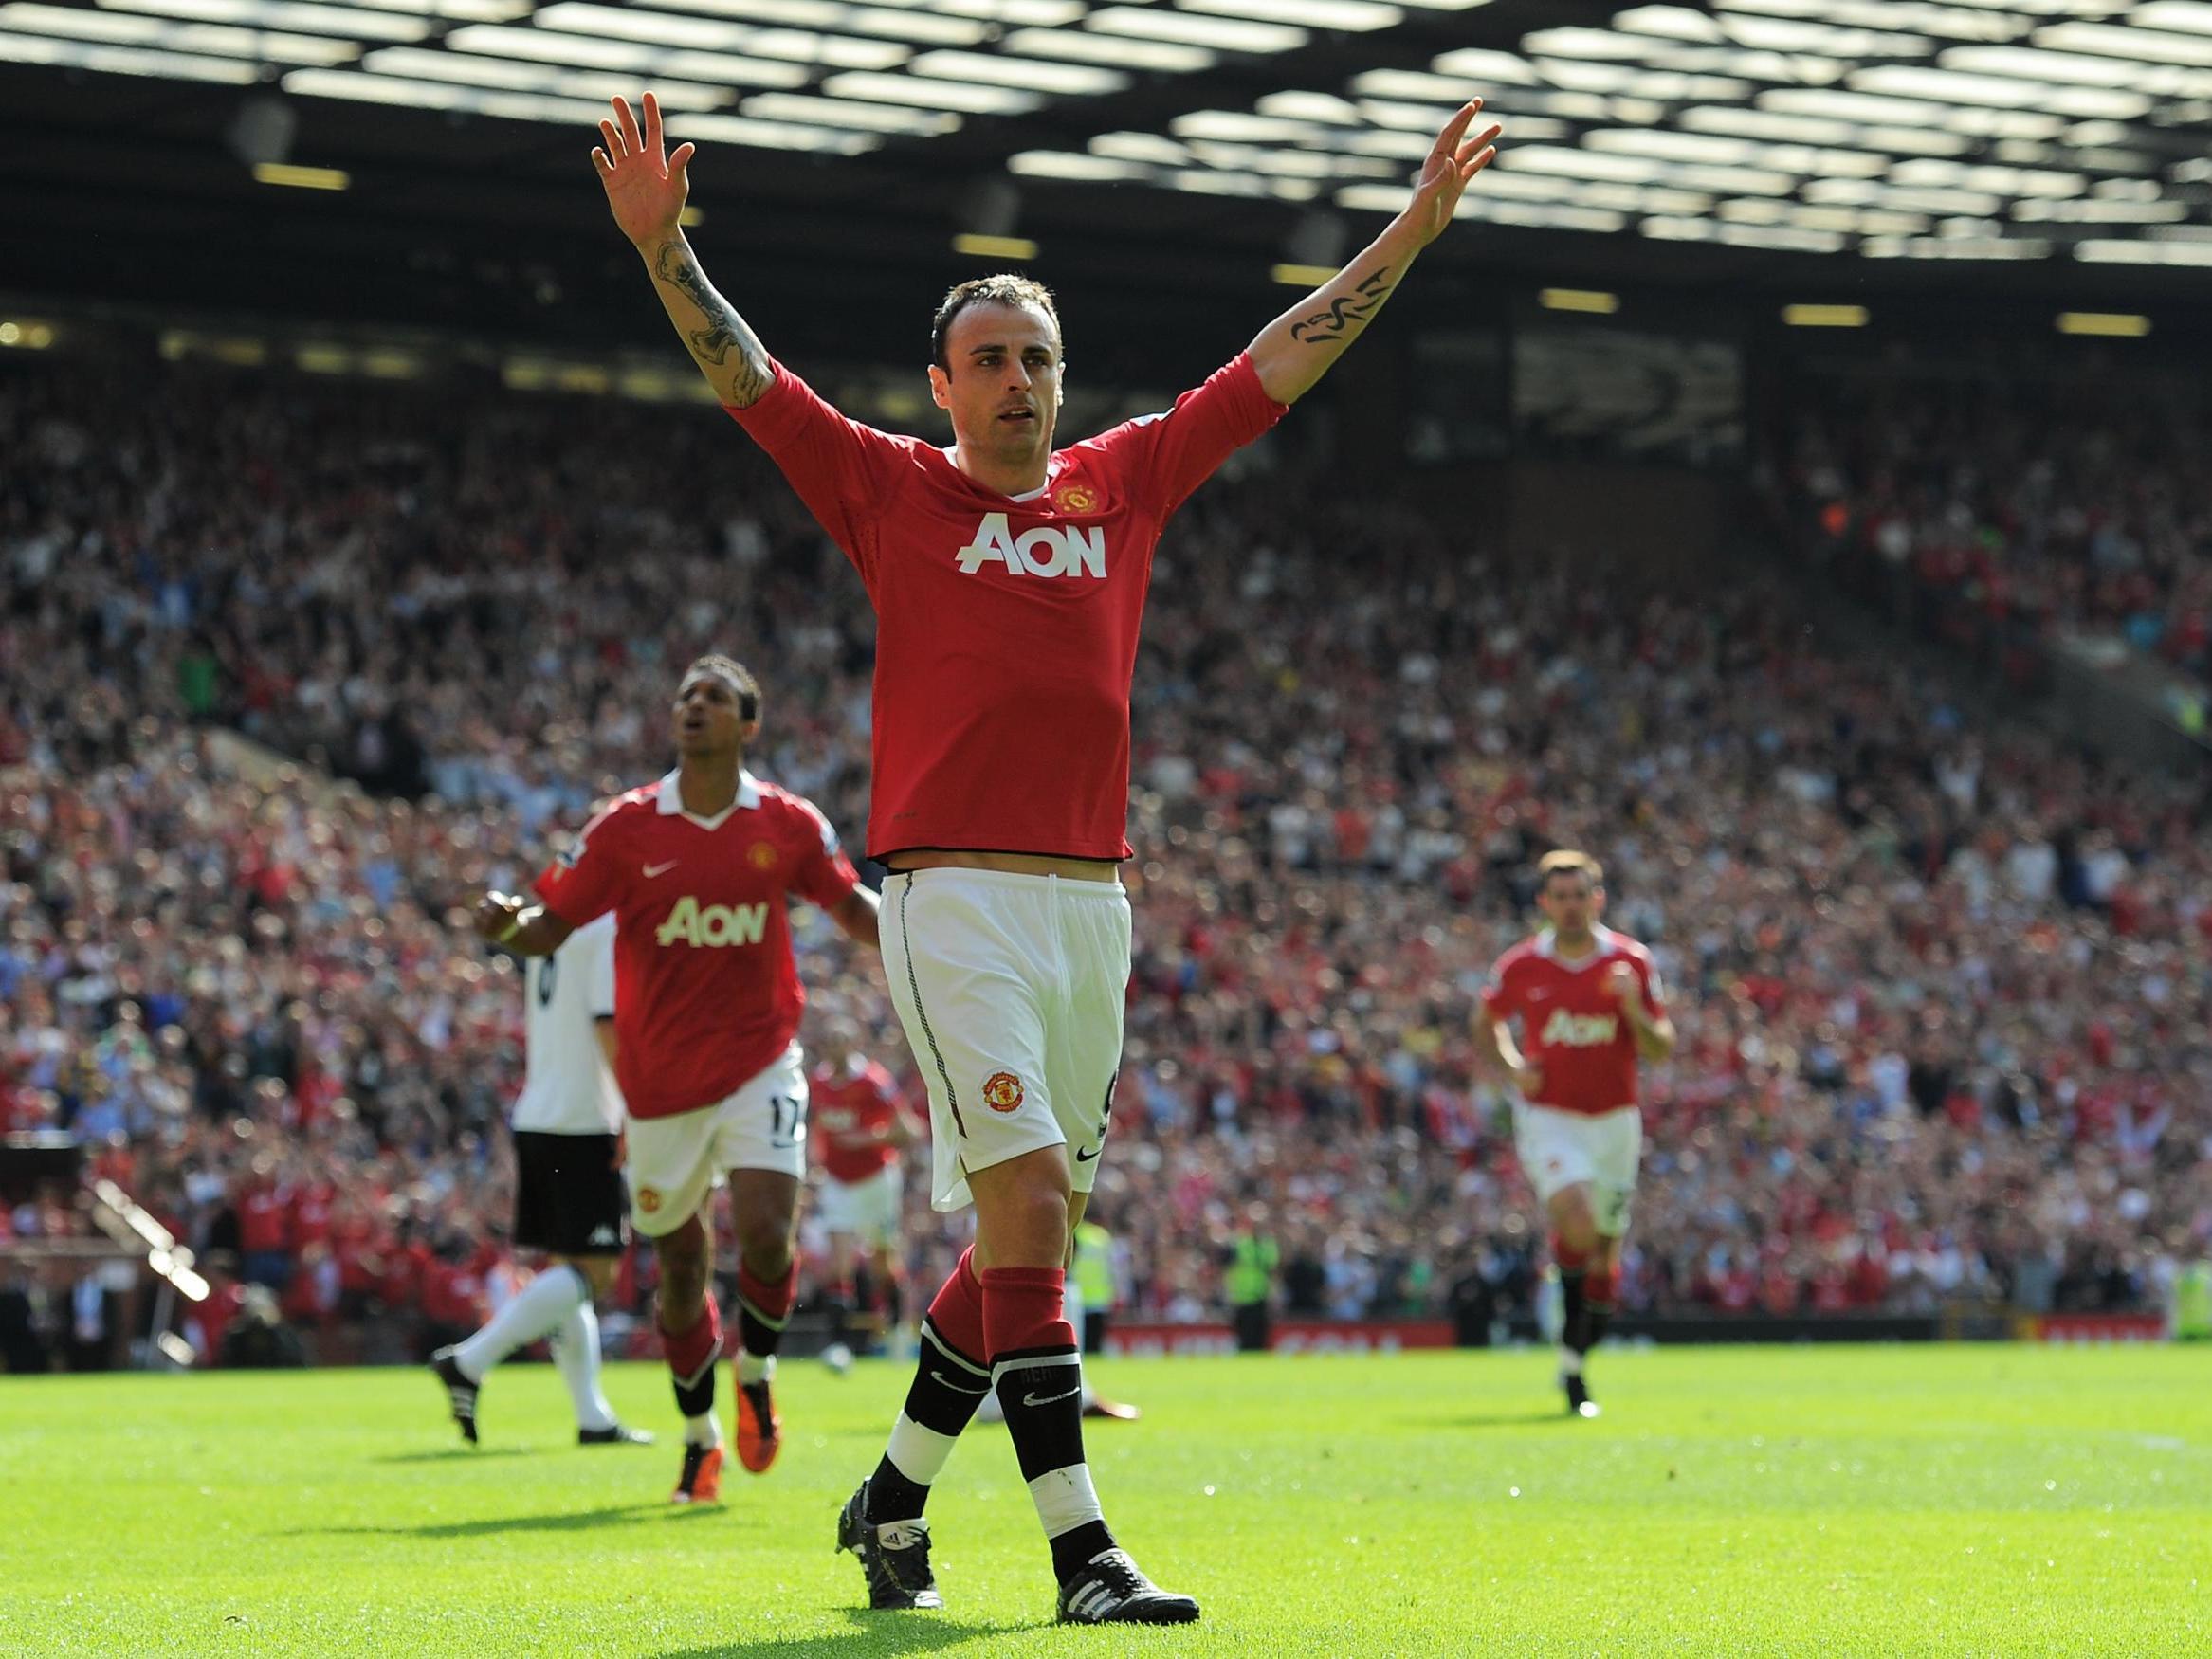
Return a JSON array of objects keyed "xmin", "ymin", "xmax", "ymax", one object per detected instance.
[
  {"xmin": 734, "ymin": 1215, "xmax": 795, "ymax": 1281},
  {"xmin": 969, "ymin": 1148, "xmax": 1071, "ymax": 1269},
  {"xmin": 1550, "ymin": 1189, "xmax": 1600, "ymax": 1258},
  {"xmin": 654, "ymin": 1216, "xmax": 711, "ymax": 1314}
]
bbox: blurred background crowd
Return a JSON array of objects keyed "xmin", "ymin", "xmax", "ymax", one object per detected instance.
[{"xmin": 5, "ymin": 354, "xmax": 2209, "ymax": 1369}]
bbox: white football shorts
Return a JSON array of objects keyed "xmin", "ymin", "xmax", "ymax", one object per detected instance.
[
  {"xmin": 879, "ymin": 867, "xmax": 1129, "ymax": 1213},
  {"xmin": 1513, "ymin": 1103, "xmax": 1643, "ymax": 1236},
  {"xmin": 815, "ymin": 1163, "xmax": 905, "ymax": 1252},
  {"xmin": 622, "ymin": 1041, "xmax": 808, "ymax": 1237}
]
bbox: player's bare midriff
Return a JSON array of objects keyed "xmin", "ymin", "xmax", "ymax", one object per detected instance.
[{"xmin": 884, "ymin": 849, "xmax": 1121, "ymax": 882}]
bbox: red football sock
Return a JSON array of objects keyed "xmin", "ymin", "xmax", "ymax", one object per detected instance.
[
  {"xmin": 980, "ymin": 1266, "xmax": 1074, "ymax": 1361},
  {"xmin": 924, "ymin": 1246, "xmax": 987, "ymax": 1367},
  {"xmin": 1585, "ymin": 1261, "xmax": 1619, "ymax": 1312},
  {"xmin": 736, "ymin": 1258, "xmax": 798, "ymax": 1361},
  {"xmin": 661, "ymin": 1291, "xmax": 722, "ymax": 1389},
  {"xmin": 1551, "ymin": 1233, "xmax": 1592, "ymax": 1275}
]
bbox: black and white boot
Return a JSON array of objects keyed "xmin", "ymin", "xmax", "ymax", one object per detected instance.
[
  {"xmin": 1563, "ymin": 1370, "xmax": 1600, "ymax": 1419},
  {"xmin": 837, "ymin": 1483, "xmax": 943, "ymax": 1610},
  {"xmin": 430, "ymin": 1347, "xmax": 479, "ymax": 1444},
  {"xmin": 1056, "ymin": 1548, "xmax": 1200, "ymax": 1626}
]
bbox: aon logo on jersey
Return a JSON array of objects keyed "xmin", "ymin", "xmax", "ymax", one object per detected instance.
[
  {"xmin": 657, "ymin": 898, "xmax": 768, "ymax": 948},
  {"xmin": 955, "ymin": 512, "xmax": 1106, "ymax": 579},
  {"xmin": 1540, "ymin": 1009, "xmax": 1619, "ymax": 1048}
]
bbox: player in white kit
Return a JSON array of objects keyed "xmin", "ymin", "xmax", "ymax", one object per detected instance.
[{"xmin": 431, "ymin": 913, "xmax": 651, "ymax": 1446}]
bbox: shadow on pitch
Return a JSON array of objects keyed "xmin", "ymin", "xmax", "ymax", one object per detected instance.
[
  {"xmin": 1418, "ymin": 1409, "xmax": 1580, "ymax": 1431},
  {"xmin": 370, "ymin": 1447, "xmax": 534, "ymax": 1465},
  {"xmin": 306, "ymin": 1502, "xmax": 720, "ymax": 1540},
  {"xmin": 654, "ymin": 1609, "xmax": 1046, "ymax": 1657}
]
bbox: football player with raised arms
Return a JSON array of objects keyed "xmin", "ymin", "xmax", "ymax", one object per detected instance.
[
  {"xmin": 590, "ymin": 88, "xmax": 1503, "ymax": 1623},
  {"xmin": 474, "ymin": 655, "xmax": 880, "ymax": 1503},
  {"xmin": 1477, "ymin": 851, "xmax": 1675, "ymax": 1417}
]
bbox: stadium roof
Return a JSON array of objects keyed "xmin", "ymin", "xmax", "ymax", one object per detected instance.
[{"xmin": 5, "ymin": 0, "xmax": 2212, "ymax": 358}]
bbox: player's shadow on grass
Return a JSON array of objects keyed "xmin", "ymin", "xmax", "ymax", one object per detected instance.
[
  {"xmin": 307, "ymin": 1503, "xmax": 718, "ymax": 1540},
  {"xmin": 655, "ymin": 1609, "xmax": 1045, "ymax": 1657},
  {"xmin": 371, "ymin": 1448, "xmax": 534, "ymax": 1464},
  {"xmin": 1418, "ymin": 1409, "xmax": 1580, "ymax": 1431}
]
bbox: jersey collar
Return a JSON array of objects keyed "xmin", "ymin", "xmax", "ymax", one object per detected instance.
[
  {"xmin": 655, "ymin": 768, "xmax": 761, "ymax": 831},
  {"xmin": 940, "ymin": 447, "xmax": 1064, "ymax": 502},
  {"xmin": 1534, "ymin": 924, "xmax": 1619, "ymax": 968}
]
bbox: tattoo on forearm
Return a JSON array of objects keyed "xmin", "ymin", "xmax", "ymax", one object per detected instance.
[
  {"xmin": 652, "ymin": 241, "xmax": 773, "ymax": 403},
  {"xmin": 1289, "ymin": 266, "xmax": 1396, "ymax": 346}
]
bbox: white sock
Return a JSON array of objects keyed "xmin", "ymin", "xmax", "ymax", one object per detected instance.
[
  {"xmin": 685, "ymin": 1413, "xmax": 722, "ymax": 1448},
  {"xmin": 453, "ymin": 1264, "xmax": 588, "ymax": 1383},
  {"xmin": 736, "ymin": 1351, "xmax": 776, "ymax": 1386},
  {"xmin": 550, "ymin": 1299, "xmax": 617, "ymax": 1432}
]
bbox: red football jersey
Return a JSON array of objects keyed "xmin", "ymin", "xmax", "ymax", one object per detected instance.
[
  {"xmin": 726, "ymin": 354, "xmax": 1289, "ymax": 861},
  {"xmin": 1482, "ymin": 926, "xmax": 1664, "ymax": 1117},
  {"xmin": 534, "ymin": 770, "xmax": 859, "ymax": 1120},
  {"xmin": 812, "ymin": 1057, "xmax": 905, "ymax": 1184}
]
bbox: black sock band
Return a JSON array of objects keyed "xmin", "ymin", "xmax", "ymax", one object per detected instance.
[
  {"xmin": 907, "ymin": 1318, "xmax": 994, "ymax": 1434},
  {"xmin": 737, "ymin": 1303, "xmax": 786, "ymax": 1361},
  {"xmin": 1560, "ymin": 1267, "xmax": 1590, "ymax": 1356},
  {"xmin": 1051, "ymin": 1519, "xmax": 1115, "ymax": 1584},
  {"xmin": 995, "ymin": 1353, "xmax": 1087, "ymax": 1484},
  {"xmin": 673, "ymin": 1368, "xmax": 715, "ymax": 1420},
  {"xmin": 868, "ymin": 1456, "xmax": 928, "ymax": 1524}
]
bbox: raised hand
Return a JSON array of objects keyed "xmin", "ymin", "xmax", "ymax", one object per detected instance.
[
  {"xmin": 1603, "ymin": 961, "xmax": 1643, "ymax": 1012},
  {"xmin": 592, "ymin": 92, "xmax": 695, "ymax": 249},
  {"xmin": 1398, "ymin": 100, "xmax": 1503, "ymax": 247}
]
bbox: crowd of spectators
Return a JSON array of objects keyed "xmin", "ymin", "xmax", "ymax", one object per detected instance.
[
  {"xmin": 5, "ymin": 350, "xmax": 2209, "ymax": 1368},
  {"xmin": 1769, "ymin": 353, "xmax": 2212, "ymax": 704}
]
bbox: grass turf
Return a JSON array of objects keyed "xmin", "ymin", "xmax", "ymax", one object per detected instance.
[{"xmin": 2, "ymin": 1343, "xmax": 2205, "ymax": 1656}]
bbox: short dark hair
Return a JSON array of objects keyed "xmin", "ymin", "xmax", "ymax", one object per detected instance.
[
  {"xmin": 1538, "ymin": 849, "xmax": 1603, "ymax": 890},
  {"xmin": 931, "ymin": 274, "xmax": 1061, "ymax": 371},
  {"xmin": 682, "ymin": 653, "xmax": 759, "ymax": 722}
]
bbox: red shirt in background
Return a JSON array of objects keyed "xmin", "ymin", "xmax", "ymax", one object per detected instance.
[
  {"xmin": 535, "ymin": 773, "xmax": 858, "ymax": 1120},
  {"xmin": 813, "ymin": 1058, "xmax": 906, "ymax": 1185},
  {"xmin": 1482, "ymin": 926, "xmax": 1664, "ymax": 1116},
  {"xmin": 238, "ymin": 1184, "xmax": 291, "ymax": 1253}
]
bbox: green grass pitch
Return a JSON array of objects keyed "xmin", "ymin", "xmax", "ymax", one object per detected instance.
[{"xmin": 3, "ymin": 1344, "xmax": 2205, "ymax": 1655}]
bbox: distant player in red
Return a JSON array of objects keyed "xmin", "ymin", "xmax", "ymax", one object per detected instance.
[
  {"xmin": 593, "ymin": 85, "xmax": 1502, "ymax": 1625},
  {"xmin": 810, "ymin": 1016, "xmax": 922, "ymax": 1356},
  {"xmin": 473, "ymin": 655, "xmax": 880, "ymax": 1504},
  {"xmin": 1478, "ymin": 850, "xmax": 1675, "ymax": 1418}
]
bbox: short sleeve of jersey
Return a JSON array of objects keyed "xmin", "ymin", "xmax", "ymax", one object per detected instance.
[
  {"xmin": 787, "ymin": 797, "xmax": 862, "ymax": 912},
  {"xmin": 1638, "ymin": 956, "xmax": 1667, "ymax": 1015},
  {"xmin": 723, "ymin": 363, "xmax": 909, "ymax": 587},
  {"xmin": 1087, "ymin": 353, "xmax": 1289, "ymax": 519},
  {"xmin": 534, "ymin": 804, "xmax": 628, "ymax": 930},
  {"xmin": 584, "ymin": 917, "xmax": 616, "ymax": 1019},
  {"xmin": 1480, "ymin": 957, "xmax": 1518, "ymax": 1020}
]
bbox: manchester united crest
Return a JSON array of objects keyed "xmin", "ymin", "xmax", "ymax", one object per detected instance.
[
  {"xmin": 982, "ymin": 1071, "xmax": 1026, "ymax": 1114},
  {"xmin": 1052, "ymin": 482, "xmax": 1100, "ymax": 516},
  {"xmin": 748, "ymin": 841, "xmax": 779, "ymax": 870}
]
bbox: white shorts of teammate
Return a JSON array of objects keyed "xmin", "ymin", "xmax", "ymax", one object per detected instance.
[
  {"xmin": 880, "ymin": 868, "xmax": 1129, "ymax": 1213},
  {"xmin": 816, "ymin": 1163, "xmax": 905, "ymax": 1253},
  {"xmin": 1513, "ymin": 1103, "xmax": 1643, "ymax": 1236},
  {"xmin": 623, "ymin": 1041, "xmax": 809, "ymax": 1238}
]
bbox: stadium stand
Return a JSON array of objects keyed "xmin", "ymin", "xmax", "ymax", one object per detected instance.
[{"xmin": 5, "ymin": 348, "xmax": 2207, "ymax": 1370}]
